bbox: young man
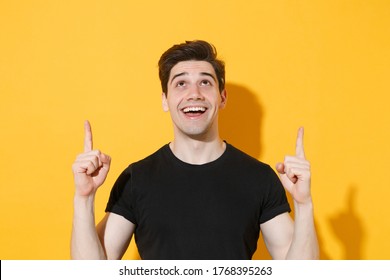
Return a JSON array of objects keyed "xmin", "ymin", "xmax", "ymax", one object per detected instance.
[{"xmin": 71, "ymin": 40, "xmax": 319, "ymax": 260}]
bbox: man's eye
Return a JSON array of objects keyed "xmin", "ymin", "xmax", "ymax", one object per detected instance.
[
  {"xmin": 201, "ymin": 80, "xmax": 211, "ymax": 86},
  {"xmin": 176, "ymin": 81, "xmax": 186, "ymax": 87}
]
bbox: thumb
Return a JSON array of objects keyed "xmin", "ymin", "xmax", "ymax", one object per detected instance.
[
  {"xmin": 275, "ymin": 162, "xmax": 285, "ymax": 174},
  {"xmin": 100, "ymin": 153, "xmax": 111, "ymax": 170},
  {"xmin": 275, "ymin": 162, "xmax": 294, "ymax": 192}
]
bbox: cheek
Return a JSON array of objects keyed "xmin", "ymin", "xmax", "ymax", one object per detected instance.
[{"xmin": 164, "ymin": 96, "xmax": 182, "ymax": 113}]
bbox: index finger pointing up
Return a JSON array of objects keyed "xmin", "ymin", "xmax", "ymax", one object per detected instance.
[
  {"xmin": 296, "ymin": 127, "xmax": 306, "ymax": 159},
  {"xmin": 84, "ymin": 120, "xmax": 93, "ymax": 152}
]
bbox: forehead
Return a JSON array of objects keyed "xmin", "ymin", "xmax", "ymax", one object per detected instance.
[{"xmin": 169, "ymin": 60, "xmax": 216, "ymax": 78}]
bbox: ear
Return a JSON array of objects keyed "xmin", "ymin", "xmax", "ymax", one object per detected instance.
[
  {"xmin": 219, "ymin": 89, "xmax": 227, "ymax": 109},
  {"xmin": 162, "ymin": 92, "xmax": 169, "ymax": 112}
]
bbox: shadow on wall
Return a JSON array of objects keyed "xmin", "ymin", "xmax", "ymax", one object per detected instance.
[
  {"xmin": 329, "ymin": 185, "xmax": 366, "ymax": 259},
  {"xmin": 219, "ymin": 83, "xmax": 263, "ymax": 159}
]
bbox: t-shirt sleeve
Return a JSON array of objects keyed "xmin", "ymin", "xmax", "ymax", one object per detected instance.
[
  {"xmin": 105, "ymin": 166, "xmax": 137, "ymax": 224},
  {"xmin": 259, "ymin": 166, "xmax": 291, "ymax": 224}
]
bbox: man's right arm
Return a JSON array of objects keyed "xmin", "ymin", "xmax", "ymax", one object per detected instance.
[
  {"xmin": 96, "ymin": 212, "xmax": 136, "ymax": 259},
  {"xmin": 71, "ymin": 121, "xmax": 135, "ymax": 259},
  {"xmin": 71, "ymin": 195, "xmax": 136, "ymax": 259},
  {"xmin": 71, "ymin": 194, "xmax": 106, "ymax": 259}
]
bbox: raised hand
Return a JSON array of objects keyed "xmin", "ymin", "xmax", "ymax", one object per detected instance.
[
  {"xmin": 276, "ymin": 127, "xmax": 312, "ymax": 205},
  {"xmin": 72, "ymin": 121, "xmax": 111, "ymax": 197}
]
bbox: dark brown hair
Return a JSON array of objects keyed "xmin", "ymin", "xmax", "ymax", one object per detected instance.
[{"xmin": 158, "ymin": 40, "xmax": 225, "ymax": 95}]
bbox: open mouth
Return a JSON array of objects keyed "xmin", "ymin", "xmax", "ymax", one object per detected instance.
[{"xmin": 182, "ymin": 106, "xmax": 207, "ymax": 117}]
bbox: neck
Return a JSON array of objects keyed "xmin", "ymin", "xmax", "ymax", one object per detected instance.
[{"xmin": 169, "ymin": 136, "xmax": 226, "ymax": 165}]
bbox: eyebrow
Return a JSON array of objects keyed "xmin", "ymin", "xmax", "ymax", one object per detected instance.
[{"xmin": 170, "ymin": 72, "xmax": 217, "ymax": 85}]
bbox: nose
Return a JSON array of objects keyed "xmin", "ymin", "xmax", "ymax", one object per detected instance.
[{"xmin": 187, "ymin": 84, "xmax": 204, "ymax": 100}]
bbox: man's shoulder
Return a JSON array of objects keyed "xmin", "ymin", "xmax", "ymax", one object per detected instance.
[
  {"xmin": 226, "ymin": 143, "xmax": 270, "ymax": 170},
  {"xmin": 127, "ymin": 144, "xmax": 170, "ymax": 170}
]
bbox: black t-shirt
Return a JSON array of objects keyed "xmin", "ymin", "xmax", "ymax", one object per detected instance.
[{"xmin": 106, "ymin": 143, "xmax": 290, "ymax": 259}]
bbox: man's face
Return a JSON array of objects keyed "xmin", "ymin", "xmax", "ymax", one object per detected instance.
[{"xmin": 162, "ymin": 60, "xmax": 227, "ymax": 139}]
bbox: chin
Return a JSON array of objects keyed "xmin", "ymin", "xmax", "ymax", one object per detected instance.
[{"xmin": 179, "ymin": 127, "xmax": 210, "ymax": 138}]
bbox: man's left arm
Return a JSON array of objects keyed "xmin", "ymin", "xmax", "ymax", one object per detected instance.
[{"xmin": 261, "ymin": 127, "xmax": 319, "ymax": 259}]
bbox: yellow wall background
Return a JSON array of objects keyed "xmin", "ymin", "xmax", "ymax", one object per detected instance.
[{"xmin": 1, "ymin": 0, "xmax": 389, "ymax": 260}]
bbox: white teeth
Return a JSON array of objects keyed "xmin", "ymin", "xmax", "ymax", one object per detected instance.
[{"xmin": 183, "ymin": 107, "xmax": 206, "ymax": 113}]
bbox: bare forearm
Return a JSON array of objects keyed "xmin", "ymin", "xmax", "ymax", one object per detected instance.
[
  {"xmin": 286, "ymin": 201, "xmax": 319, "ymax": 259},
  {"xmin": 71, "ymin": 195, "xmax": 107, "ymax": 260}
]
